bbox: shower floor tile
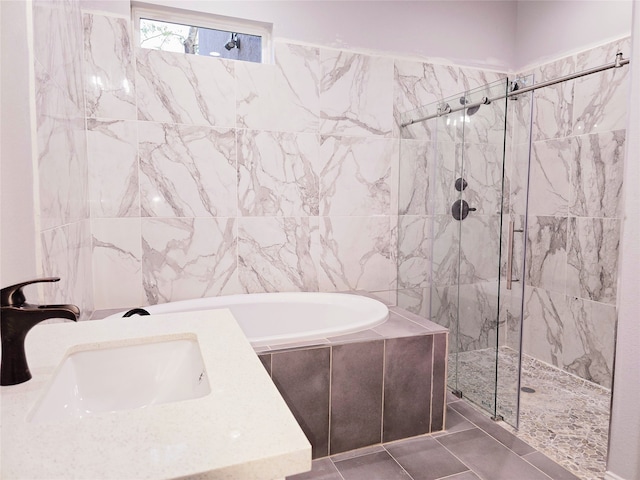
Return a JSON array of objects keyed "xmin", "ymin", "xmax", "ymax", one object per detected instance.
[{"xmin": 454, "ymin": 347, "xmax": 611, "ymax": 480}]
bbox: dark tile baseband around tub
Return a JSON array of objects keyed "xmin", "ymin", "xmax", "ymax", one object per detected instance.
[{"xmin": 257, "ymin": 300, "xmax": 449, "ymax": 459}]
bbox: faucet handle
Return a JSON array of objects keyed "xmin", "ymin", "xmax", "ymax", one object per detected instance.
[{"xmin": 0, "ymin": 277, "xmax": 60, "ymax": 307}]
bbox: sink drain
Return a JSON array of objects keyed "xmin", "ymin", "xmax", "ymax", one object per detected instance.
[{"xmin": 521, "ymin": 386, "xmax": 536, "ymax": 393}]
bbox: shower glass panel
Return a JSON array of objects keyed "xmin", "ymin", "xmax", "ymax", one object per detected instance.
[
  {"xmin": 397, "ymin": 76, "xmax": 532, "ymax": 428},
  {"xmin": 496, "ymin": 73, "xmax": 535, "ymax": 427}
]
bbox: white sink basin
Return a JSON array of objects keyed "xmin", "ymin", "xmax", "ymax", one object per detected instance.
[{"xmin": 29, "ymin": 336, "xmax": 211, "ymax": 423}]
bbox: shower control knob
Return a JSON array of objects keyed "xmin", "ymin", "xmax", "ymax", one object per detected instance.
[
  {"xmin": 455, "ymin": 178, "xmax": 468, "ymax": 192},
  {"xmin": 452, "ymin": 199, "xmax": 476, "ymax": 221}
]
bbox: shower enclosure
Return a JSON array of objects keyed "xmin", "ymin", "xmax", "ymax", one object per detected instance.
[{"xmin": 397, "ymin": 76, "xmax": 534, "ymax": 427}]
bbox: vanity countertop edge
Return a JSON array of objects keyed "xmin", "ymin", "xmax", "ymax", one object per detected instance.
[{"xmin": 0, "ymin": 309, "xmax": 312, "ymax": 480}]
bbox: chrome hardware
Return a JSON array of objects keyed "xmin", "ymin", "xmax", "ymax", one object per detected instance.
[
  {"xmin": 506, "ymin": 221, "xmax": 524, "ymax": 290},
  {"xmin": 437, "ymin": 103, "xmax": 452, "ymax": 116}
]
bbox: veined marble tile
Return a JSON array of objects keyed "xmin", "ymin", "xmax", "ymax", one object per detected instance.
[
  {"xmin": 394, "ymin": 60, "xmax": 461, "ymax": 140},
  {"xmin": 236, "ymin": 60, "xmax": 279, "ymax": 130},
  {"xmin": 238, "ymin": 217, "xmax": 319, "ymax": 293},
  {"xmin": 274, "ymin": 42, "xmax": 320, "ymax": 133},
  {"xmin": 564, "ymin": 296, "xmax": 616, "ymax": 388},
  {"xmin": 429, "ymin": 284, "xmax": 456, "ymax": 331},
  {"xmin": 142, "ymin": 217, "xmax": 239, "ymax": 304},
  {"xmin": 526, "ymin": 216, "xmax": 567, "ymax": 294},
  {"xmin": 433, "ymin": 141, "xmax": 462, "ymax": 216},
  {"xmin": 566, "ymin": 217, "xmax": 619, "ymax": 305},
  {"xmin": 237, "ymin": 43, "xmax": 316, "ymax": 132},
  {"xmin": 398, "ymin": 140, "xmax": 431, "ymax": 216},
  {"xmin": 136, "ymin": 48, "xmax": 235, "ymax": 127},
  {"xmin": 83, "ymin": 14, "xmax": 136, "ymax": 120},
  {"xmin": 570, "ymin": 131, "xmax": 625, "ymax": 218},
  {"xmin": 457, "ymin": 142, "xmax": 504, "ymax": 216},
  {"xmin": 457, "ymin": 77, "xmax": 508, "ymax": 146},
  {"xmin": 573, "ymin": 69, "xmax": 628, "ymax": 136},
  {"xmin": 458, "ymin": 101, "xmax": 506, "ymax": 147},
  {"xmin": 432, "ymin": 281, "xmax": 503, "ymax": 353},
  {"xmin": 318, "ymin": 216, "xmax": 394, "ymax": 293},
  {"xmin": 92, "ymin": 218, "xmax": 142, "ymax": 309},
  {"xmin": 528, "ymin": 138, "xmax": 572, "ymax": 216},
  {"xmin": 503, "ymin": 284, "xmax": 524, "ymax": 351},
  {"xmin": 530, "ymin": 57, "xmax": 575, "ymax": 141},
  {"xmin": 458, "ymin": 67, "xmax": 506, "ymax": 92},
  {"xmin": 573, "ymin": 38, "xmax": 630, "ymax": 136},
  {"xmin": 459, "ymin": 214, "xmax": 501, "ymax": 284},
  {"xmin": 238, "ymin": 130, "xmax": 320, "ymax": 216},
  {"xmin": 431, "ymin": 214, "xmax": 459, "ymax": 286},
  {"xmin": 575, "ymin": 37, "xmax": 632, "ymax": 71},
  {"xmin": 457, "ymin": 281, "xmax": 500, "ymax": 352},
  {"xmin": 522, "ymin": 287, "xmax": 568, "ymax": 368},
  {"xmin": 319, "ymin": 135, "xmax": 393, "ymax": 216},
  {"xmin": 523, "ymin": 287, "xmax": 615, "ymax": 387},
  {"xmin": 506, "ymin": 75, "xmax": 534, "ymax": 147},
  {"xmin": 397, "ymin": 287, "xmax": 430, "ymax": 319},
  {"xmin": 138, "ymin": 122, "xmax": 236, "ymax": 217},
  {"xmin": 87, "ymin": 119, "xmax": 139, "ymax": 218},
  {"xmin": 389, "ymin": 141, "xmax": 400, "ymax": 216},
  {"xmin": 37, "ymin": 115, "xmax": 89, "ymax": 230},
  {"xmin": 41, "ymin": 221, "xmax": 94, "ymax": 320},
  {"xmin": 398, "ymin": 139, "xmax": 456, "ymax": 216},
  {"xmin": 34, "ymin": 0, "xmax": 89, "ymax": 231},
  {"xmin": 320, "ymin": 49, "xmax": 393, "ymax": 137},
  {"xmin": 33, "ymin": 0, "xmax": 84, "ymax": 116},
  {"xmin": 396, "ymin": 215, "xmax": 432, "ymax": 289},
  {"xmin": 508, "ymin": 143, "xmax": 533, "ymax": 216}
]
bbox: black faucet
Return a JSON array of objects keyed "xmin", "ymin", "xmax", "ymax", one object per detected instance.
[{"xmin": 1, "ymin": 277, "xmax": 79, "ymax": 386}]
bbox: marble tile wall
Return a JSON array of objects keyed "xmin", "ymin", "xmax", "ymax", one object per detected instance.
[
  {"xmin": 33, "ymin": 0, "xmax": 93, "ymax": 317},
  {"xmin": 83, "ymin": 11, "xmax": 508, "ymax": 310},
  {"xmin": 36, "ymin": 7, "xmax": 624, "ymax": 389},
  {"xmin": 512, "ymin": 38, "xmax": 630, "ymax": 388}
]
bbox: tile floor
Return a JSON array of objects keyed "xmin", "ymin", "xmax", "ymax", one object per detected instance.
[
  {"xmin": 288, "ymin": 393, "xmax": 581, "ymax": 480},
  {"xmin": 454, "ymin": 348, "xmax": 610, "ymax": 480}
]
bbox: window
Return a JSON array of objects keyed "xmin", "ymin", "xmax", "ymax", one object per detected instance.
[{"xmin": 132, "ymin": 3, "xmax": 272, "ymax": 64}]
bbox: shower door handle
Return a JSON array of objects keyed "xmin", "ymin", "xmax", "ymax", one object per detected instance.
[{"xmin": 506, "ymin": 220, "xmax": 523, "ymax": 290}]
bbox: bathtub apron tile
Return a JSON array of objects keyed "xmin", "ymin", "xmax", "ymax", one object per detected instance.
[
  {"xmin": 330, "ymin": 341, "xmax": 384, "ymax": 455},
  {"xmin": 383, "ymin": 336, "xmax": 433, "ymax": 442},
  {"xmin": 271, "ymin": 347, "xmax": 331, "ymax": 459}
]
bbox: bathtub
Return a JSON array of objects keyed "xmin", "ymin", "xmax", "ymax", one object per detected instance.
[{"xmin": 107, "ymin": 292, "xmax": 389, "ymax": 347}]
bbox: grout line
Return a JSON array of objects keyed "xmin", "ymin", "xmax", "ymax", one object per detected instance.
[
  {"xmin": 381, "ymin": 445, "xmax": 417, "ymax": 480},
  {"xmin": 432, "ymin": 470, "xmax": 473, "ymax": 480},
  {"xmin": 432, "ymin": 424, "xmax": 555, "ymax": 480},
  {"xmin": 324, "ymin": 456, "xmax": 347, "ymax": 480},
  {"xmin": 431, "ymin": 429, "xmax": 491, "ymax": 480},
  {"xmin": 431, "ymin": 420, "xmax": 476, "ymax": 438},
  {"xmin": 446, "ymin": 402, "xmax": 533, "ymax": 457}
]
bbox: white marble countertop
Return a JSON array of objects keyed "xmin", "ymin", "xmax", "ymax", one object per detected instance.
[{"xmin": 0, "ymin": 310, "xmax": 311, "ymax": 479}]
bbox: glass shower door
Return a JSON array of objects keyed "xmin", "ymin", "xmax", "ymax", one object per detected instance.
[
  {"xmin": 398, "ymin": 76, "xmax": 531, "ymax": 427},
  {"xmin": 447, "ymin": 79, "xmax": 510, "ymax": 420}
]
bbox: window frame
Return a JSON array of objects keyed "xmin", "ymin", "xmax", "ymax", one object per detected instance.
[{"xmin": 132, "ymin": 2, "xmax": 273, "ymax": 63}]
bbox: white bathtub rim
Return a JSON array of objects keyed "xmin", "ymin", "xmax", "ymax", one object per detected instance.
[{"xmin": 106, "ymin": 292, "xmax": 389, "ymax": 347}]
